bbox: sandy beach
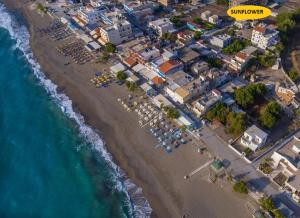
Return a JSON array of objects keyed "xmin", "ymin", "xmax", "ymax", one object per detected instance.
[{"xmin": 2, "ymin": 1, "xmax": 253, "ymax": 217}]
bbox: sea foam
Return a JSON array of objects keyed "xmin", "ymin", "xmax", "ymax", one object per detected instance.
[{"xmin": 0, "ymin": 3, "xmax": 152, "ymax": 218}]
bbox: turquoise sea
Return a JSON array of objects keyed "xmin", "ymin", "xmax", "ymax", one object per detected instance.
[{"xmin": 0, "ymin": 3, "xmax": 150, "ymax": 218}]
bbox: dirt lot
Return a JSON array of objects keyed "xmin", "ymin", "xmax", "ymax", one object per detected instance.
[
  {"xmin": 282, "ymin": 23, "xmax": 300, "ymax": 79},
  {"xmin": 188, "ymin": 4, "xmax": 229, "ymax": 19},
  {"xmin": 276, "ymin": 0, "xmax": 300, "ymax": 13}
]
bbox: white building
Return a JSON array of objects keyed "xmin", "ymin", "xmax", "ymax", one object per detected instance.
[
  {"xmin": 77, "ymin": 5, "xmax": 104, "ymax": 24},
  {"xmin": 192, "ymin": 89, "xmax": 222, "ymax": 117},
  {"xmin": 99, "ymin": 21, "xmax": 133, "ymax": 45},
  {"xmin": 241, "ymin": 125, "xmax": 268, "ymax": 151},
  {"xmin": 251, "ymin": 24, "xmax": 279, "ymax": 50},
  {"xmin": 148, "ymin": 18, "xmax": 175, "ymax": 36},
  {"xmin": 229, "ymin": 46, "xmax": 256, "ymax": 72},
  {"xmin": 209, "ymin": 34, "xmax": 231, "ymax": 48},
  {"xmin": 271, "ymin": 134, "xmax": 300, "ymax": 203},
  {"xmin": 191, "ymin": 61, "xmax": 209, "ymax": 75},
  {"xmin": 165, "ymin": 77, "xmax": 208, "ymax": 104},
  {"xmin": 208, "ymin": 15, "xmax": 221, "ymax": 25},
  {"xmin": 201, "ymin": 10, "xmax": 211, "ymax": 21},
  {"xmin": 230, "ymin": 52, "xmax": 251, "ymax": 72},
  {"xmin": 123, "ymin": 0, "xmax": 155, "ymax": 25}
]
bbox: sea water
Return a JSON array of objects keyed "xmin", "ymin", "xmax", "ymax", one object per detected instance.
[{"xmin": 0, "ymin": 3, "xmax": 151, "ymax": 218}]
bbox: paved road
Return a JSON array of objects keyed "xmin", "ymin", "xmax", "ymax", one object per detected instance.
[{"xmin": 198, "ymin": 126, "xmax": 300, "ymax": 215}]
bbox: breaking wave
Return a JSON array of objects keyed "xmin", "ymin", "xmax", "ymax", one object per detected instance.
[{"xmin": 0, "ymin": 3, "xmax": 152, "ymax": 218}]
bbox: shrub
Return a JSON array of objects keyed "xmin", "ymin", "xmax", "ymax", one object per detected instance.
[
  {"xmin": 233, "ymin": 181, "xmax": 248, "ymax": 194},
  {"xmin": 244, "ymin": 148, "xmax": 253, "ymax": 158},
  {"xmin": 105, "ymin": 42, "xmax": 116, "ymax": 53},
  {"xmin": 125, "ymin": 81, "xmax": 137, "ymax": 92},
  {"xmin": 116, "ymin": 71, "xmax": 127, "ymax": 81},
  {"xmin": 36, "ymin": 3, "xmax": 47, "ymax": 13},
  {"xmin": 259, "ymin": 162, "xmax": 273, "ymax": 174},
  {"xmin": 287, "ymin": 70, "xmax": 299, "ymax": 81},
  {"xmin": 194, "ymin": 31, "xmax": 202, "ymax": 40},
  {"xmin": 259, "ymin": 197, "xmax": 285, "ymax": 218}
]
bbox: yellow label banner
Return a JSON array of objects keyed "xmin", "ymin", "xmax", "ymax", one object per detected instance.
[{"xmin": 227, "ymin": 5, "xmax": 271, "ymax": 21}]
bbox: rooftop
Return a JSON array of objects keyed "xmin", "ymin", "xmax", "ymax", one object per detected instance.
[
  {"xmin": 277, "ymin": 138, "xmax": 300, "ymax": 170},
  {"xmin": 179, "ymin": 48, "xmax": 200, "ymax": 64},
  {"xmin": 159, "ymin": 60, "xmax": 182, "ymax": 74},
  {"xmin": 244, "ymin": 125, "xmax": 268, "ymax": 140}
]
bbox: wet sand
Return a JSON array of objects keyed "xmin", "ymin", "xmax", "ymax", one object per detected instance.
[{"xmin": 3, "ymin": 1, "xmax": 252, "ymax": 217}]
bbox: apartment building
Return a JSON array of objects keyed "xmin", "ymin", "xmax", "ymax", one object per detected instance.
[
  {"xmin": 149, "ymin": 18, "xmax": 175, "ymax": 36},
  {"xmin": 209, "ymin": 34, "xmax": 231, "ymax": 48},
  {"xmin": 271, "ymin": 134, "xmax": 300, "ymax": 203},
  {"xmin": 99, "ymin": 20, "xmax": 133, "ymax": 45},
  {"xmin": 241, "ymin": 125, "xmax": 268, "ymax": 151},
  {"xmin": 251, "ymin": 24, "xmax": 279, "ymax": 49},
  {"xmin": 192, "ymin": 89, "xmax": 222, "ymax": 117}
]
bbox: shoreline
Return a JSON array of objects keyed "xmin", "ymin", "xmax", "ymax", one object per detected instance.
[{"xmin": 1, "ymin": 1, "xmax": 253, "ymax": 218}]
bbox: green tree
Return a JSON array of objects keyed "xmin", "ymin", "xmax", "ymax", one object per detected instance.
[
  {"xmin": 276, "ymin": 12, "xmax": 296, "ymax": 43},
  {"xmin": 105, "ymin": 42, "xmax": 116, "ymax": 53},
  {"xmin": 273, "ymin": 210, "xmax": 285, "ymax": 218},
  {"xmin": 234, "ymin": 88, "xmax": 254, "ymax": 108},
  {"xmin": 275, "ymin": 42, "xmax": 284, "ymax": 53},
  {"xmin": 222, "ymin": 39, "xmax": 250, "ymax": 55},
  {"xmin": 260, "ymin": 197, "xmax": 285, "ymax": 218},
  {"xmin": 216, "ymin": 0, "xmax": 228, "ymax": 5},
  {"xmin": 259, "ymin": 101, "xmax": 281, "ymax": 129},
  {"xmin": 194, "ymin": 31, "xmax": 202, "ymax": 40},
  {"xmin": 161, "ymin": 33, "xmax": 177, "ymax": 42},
  {"xmin": 234, "ymin": 83, "xmax": 267, "ymax": 108},
  {"xmin": 206, "ymin": 58, "xmax": 222, "ymax": 68},
  {"xmin": 260, "ymin": 197, "xmax": 275, "ymax": 212},
  {"xmin": 233, "ymin": 181, "xmax": 248, "ymax": 194},
  {"xmin": 170, "ymin": 16, "xmax": 185, "ymax": 28},
  {"xmin": 287, "ymin": 70, "xmax": 299, "ymax": 81},
  {"xmin": 226, "ymin": 112, "xmax": 246, "ymax": 135},
  {"xmin": 163, "ymin": 106, "xmax": 180, "ymax": 119},
  {"xmin": 125, "ymin": 81, "xmax": 137, "ymax": 92},
  {"xmin": 192, "ymin": 17, "xmax": 202, "ymax": 24},
  {"xmin": 205, "ymin": 102, "xmax": 228, "ymax": 124},
  {"xmin": 116, "ymin": 71, "xmax": 127, "ymax": 81},
  {"xmin": 100, "ymin": 52, "xmax": 109, "ymax": 62},
  {"xmin": 258, "ymin": 53, "xmax": 276, "ymax": 68}
]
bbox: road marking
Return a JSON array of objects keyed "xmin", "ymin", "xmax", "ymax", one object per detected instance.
[{"xmin": 185, "ymin": 160, "xmax": 213, "ymax": 179}]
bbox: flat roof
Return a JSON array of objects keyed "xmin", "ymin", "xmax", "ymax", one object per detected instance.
[{"xmin": 245, "ymin": 125, "xmax": 268, "ymax": 140}]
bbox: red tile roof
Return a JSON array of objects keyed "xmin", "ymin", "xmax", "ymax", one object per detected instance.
[
  {"xmin": 159, "ymin": 60, "xmax": 181, "ymax": 74},
  {"xmin": 152, "ymin": 76, "xmax": 164, "ymax": 85},
  {"xmin": 123, "ymin": 56, "xmax": 137, "ymax": 67},
  {"xmin": 236, "ymin": 52, "xmax": 248, "ymax": 60},
  {"xmin": 254, "ymin": 25, "xmax": 265, "ymax": 33}
]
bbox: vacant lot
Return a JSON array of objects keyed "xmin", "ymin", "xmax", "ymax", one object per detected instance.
[{"xmin": 282, "ymin": 23, "xmax": 300, "ymax": 78}]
